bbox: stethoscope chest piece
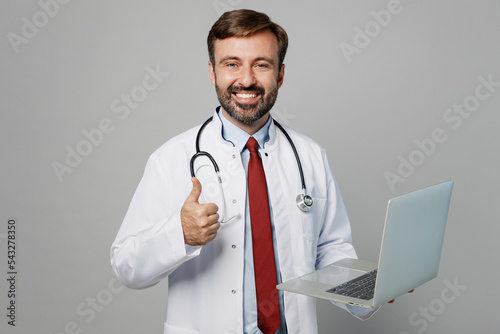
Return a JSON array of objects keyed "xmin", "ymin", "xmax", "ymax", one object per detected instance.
[{"xmin": 296, "ymin": 194, "xmax": 313, "ymax": 212}]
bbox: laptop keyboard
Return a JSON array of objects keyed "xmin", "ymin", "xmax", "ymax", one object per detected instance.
[{"xmin": 326, "ymin": 269, "xmax": 377, "ymax": 300}]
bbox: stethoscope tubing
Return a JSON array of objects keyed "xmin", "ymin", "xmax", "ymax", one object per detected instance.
[{"xmin": 189, "ymin": 115, "xmax": 313, "ymax": 216}]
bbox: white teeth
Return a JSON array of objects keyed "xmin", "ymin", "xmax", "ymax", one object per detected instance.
[{"xmin": 235, "ymin": 93, "xmax": 257, "ymax": 99}]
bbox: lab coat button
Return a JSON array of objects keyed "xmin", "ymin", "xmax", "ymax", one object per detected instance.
[
  {"xmin": 232, "ymin": 199, "xmax": 237, "ymax": 204},
  {"xmin": 232, "ymin": 244, "xmax": 236, "ymax": 249},
  {"xmin": 231, "ymin": 290, "xmax": 236, "ymax": 294}
]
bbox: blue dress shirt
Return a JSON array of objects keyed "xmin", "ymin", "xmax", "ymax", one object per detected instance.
[{"xmin": 218, "ymin": 109, "xmax": 287, "ymax": 334}]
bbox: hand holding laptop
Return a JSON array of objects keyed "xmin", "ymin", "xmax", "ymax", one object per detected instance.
[{"xmin": 388, "ymin": 289, "xmax": 414, "ymax": 303}]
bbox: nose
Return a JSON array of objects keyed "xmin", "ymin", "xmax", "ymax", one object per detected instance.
[{"xmin": 238, "ymin": 65, "xmax": 257, "ymax": 87}]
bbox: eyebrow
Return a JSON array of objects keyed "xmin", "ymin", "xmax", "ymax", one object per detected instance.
[{"xmin": 218, "ymin": 56, "xmax": 240, "ymax": 64}]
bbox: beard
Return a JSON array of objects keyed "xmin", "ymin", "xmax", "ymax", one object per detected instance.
[{"xmin": 215, "ymin": 81, "xmax": 279, "ymax": 125}]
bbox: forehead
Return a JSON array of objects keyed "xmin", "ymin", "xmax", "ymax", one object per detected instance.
[{"xmin": 213, "ymin": 29, "xmax": 279, "ymax": 62}]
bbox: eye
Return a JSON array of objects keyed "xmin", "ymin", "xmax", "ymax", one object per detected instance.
[
  {"xmin": 222, "ymin": 62, "xmax": 239, "ymax": 70},
  {"xmin": 255, "ymin": 62, "xmax": 273, "ymax": 71}
]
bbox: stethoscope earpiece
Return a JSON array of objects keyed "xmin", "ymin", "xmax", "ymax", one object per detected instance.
[{"xmin": 296, "ymin": 194, "xmax": 313, "ymax": 212}]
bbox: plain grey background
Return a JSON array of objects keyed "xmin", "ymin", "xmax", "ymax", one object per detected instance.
[{"xmin": 1, "ymin": 0, "xmax": 499, "ymax": 333}]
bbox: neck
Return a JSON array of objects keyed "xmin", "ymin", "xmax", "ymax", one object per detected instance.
[{"xmin": 220, "ymin": 108, "xmax": 269, "ymax": 135}]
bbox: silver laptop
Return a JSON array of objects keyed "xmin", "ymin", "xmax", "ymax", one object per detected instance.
[{"xmin": 277, "ymin": 180, "xmax": 454, "ymax": 308}]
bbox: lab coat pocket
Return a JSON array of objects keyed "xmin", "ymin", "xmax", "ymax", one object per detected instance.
[{"xmin": 299, "ymin": 197, "xmax": 327, "ymax": 242}]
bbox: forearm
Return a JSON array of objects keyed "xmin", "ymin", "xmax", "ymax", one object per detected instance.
[{"xmin": 111, "ymin": 210, "xmax": 201, "ymax": 289}]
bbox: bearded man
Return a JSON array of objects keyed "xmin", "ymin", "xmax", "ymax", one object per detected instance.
[{"xmin": 111, "ymin": 9, "xmax": 375, "ymax": 334}]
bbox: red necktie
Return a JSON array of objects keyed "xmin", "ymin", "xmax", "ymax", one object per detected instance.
[{"xmin": 246, "ymin": 137, "xmax": 281, "ymax": 334}]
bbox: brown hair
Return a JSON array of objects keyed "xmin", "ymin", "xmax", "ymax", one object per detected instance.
[{"xmin": 207, "ymin": 9, "xmax": 288, "ymax": 69}]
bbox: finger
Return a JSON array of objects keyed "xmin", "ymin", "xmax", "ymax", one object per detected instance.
[
  {"xmin": 202, "ymin": 212, "xmax": 219, "ymax": 229},
  {"xmin": 185, "ymin": 177, "xmax": 202, "ymax": 204},
  {"xmin": 202, "ymin": 202, "xmax": 219, "ymax": 215},
  {"xmin": 205, "ymin": 229, "xmax": 219, "ymax": 243},
  {"xmin": 195, "ymin": 211, "xmax": 219, "ymax": 230},
  {"xmin": 209, "ymin": 212, "xmax": 220, "ymax": 224},
  {"xmin": 208, "ymin": 220, "xmax": 221, "ymax": 233},
  {"xmin": 203, "ymin": 221, "xmax": 220, "ymax": 244}
]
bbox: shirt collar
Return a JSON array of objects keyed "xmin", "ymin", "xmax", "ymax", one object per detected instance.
[{"xmin": 217, "ymin": 107, "xmax": 271, "ymax": 152}]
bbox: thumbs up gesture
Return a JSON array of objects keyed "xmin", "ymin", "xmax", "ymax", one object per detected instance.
[{"xmin": 181, "ymin": 177, "xmax": 220, "ymax": 246}]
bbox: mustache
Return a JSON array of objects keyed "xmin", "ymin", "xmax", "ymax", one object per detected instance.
[{"xmin": 227, "ymin": 85, "xmax": 265, "ymax": 94}]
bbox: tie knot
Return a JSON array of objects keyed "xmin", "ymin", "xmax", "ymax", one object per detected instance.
[{"xmin": 246, "ymin": 137, "xmax": 259, "ymax": 153}]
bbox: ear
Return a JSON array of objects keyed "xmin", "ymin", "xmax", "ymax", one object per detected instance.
[
  {"xmin": 277, "ymin": 63, "xmax": 285, "ymax": 88},
  {"xmin": 208, "ymin": 60, "xmax": 216, "ymax": 86}
]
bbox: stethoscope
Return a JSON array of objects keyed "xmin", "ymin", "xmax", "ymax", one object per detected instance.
[{"xmin": 190, "ymin": 116, "xmax": 313, "ymax": 223}]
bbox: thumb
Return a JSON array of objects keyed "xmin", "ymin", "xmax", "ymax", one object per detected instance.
[{"xmin": 185, "ymin": 177, "xmax": 202, "ymax": 204}]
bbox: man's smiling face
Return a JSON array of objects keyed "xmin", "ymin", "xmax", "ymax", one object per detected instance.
[{"xmin": 209, "ymin": 29, "xmax": 285, "ymax": 132}]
